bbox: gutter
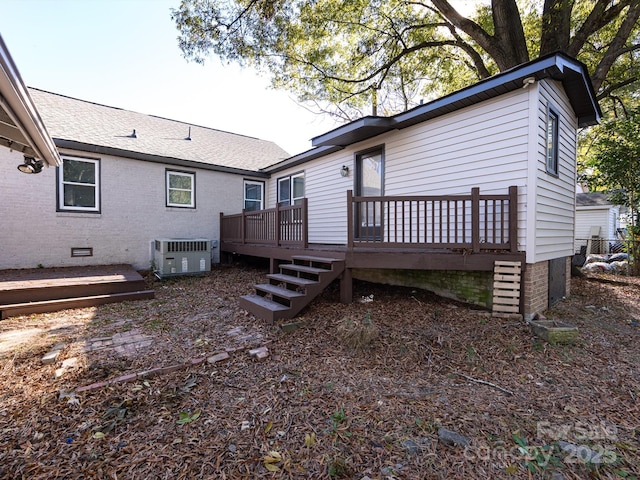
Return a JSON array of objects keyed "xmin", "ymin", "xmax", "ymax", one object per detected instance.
[{"xmin": 0, "ymin": 35, "xmax": 61, "ymax": 167}]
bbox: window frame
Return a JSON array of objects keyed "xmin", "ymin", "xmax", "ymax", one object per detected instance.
[
  {"xmin": 57, "ymin": 155, "xmax": 101, "ymax": 213},
  {"xmin": 277, "ymin": 172, "xmax": 304, "ymax": 206},
  {"xmin": 243, "ymin": 179, "xmax": 265, "ymax": 211},
  {"xmin": 166, "ymin": 169, "xmax": 196, "ymax": 208},
  {"xmin": 546, "ymin": 106, "xmax": 559, "ymax": 176}
]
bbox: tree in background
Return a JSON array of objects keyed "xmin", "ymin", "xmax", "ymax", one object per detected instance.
[
  {"xmin": 583, "ymin": 110, "xmax": 640, "ymax": 274},
  {"xmin": 172, "ymin": 0, "xmax": 640, "ymax": 120}
]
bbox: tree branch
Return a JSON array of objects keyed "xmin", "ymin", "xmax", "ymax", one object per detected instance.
[
  {"xmin": 567, "ymin": 0, "xmax": 633, "ymax": 56},
  {"xmin": 592, "ymin": 1, "xmax": 640, "ymax": 92}
]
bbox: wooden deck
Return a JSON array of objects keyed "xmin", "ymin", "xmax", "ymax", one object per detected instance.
[
  {"xmin": 221, "ymin": 186, "xmax": 524, "ymax": 272},
  {"xmin": 0, "ymin": 264, "xmax": 154, "ymax": 319},
  {"xmin": 221, "ymin": 187, "xmax": 525, "ymax": 320}
]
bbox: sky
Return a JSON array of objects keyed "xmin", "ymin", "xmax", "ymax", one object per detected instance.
[
  {"xmin": 0, "ymin": 0, "xmax": 340, "ymax": 156},
  {"xmin": 1, "ymin": 0, "xmax": 480, "ymax": 156}
]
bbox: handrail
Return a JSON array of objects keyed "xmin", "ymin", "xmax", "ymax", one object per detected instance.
[
  {"xmin": 221, "ymin": 187, "xmax": 518, "ymax": 253},
  {"xmin": 220, "ymin": 198, "xmax": 308, "ymax": 248},
  {"xmin": 347, "ymin": 186, "xmax": 518, "ymax": 252}
]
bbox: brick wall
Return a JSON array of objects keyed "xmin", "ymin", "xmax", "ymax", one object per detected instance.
[
  {"xmin": 523, "ymin": 261, "xmax": 549, "ymax": 319},
  {"xmin": 0, "ymin": 148, "xmax": 254, "ymax": 270}
]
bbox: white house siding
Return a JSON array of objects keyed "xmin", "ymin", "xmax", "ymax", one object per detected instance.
[
  {"xmin": 574, "ymin": 206, "xmax": 620, "ymax": 252},
  {"xmin": 268, "ymin": 89, "xmax": 532, "ymax": 248},
  {"xmin": 0, "ymin": 147, "xmax": 248, "ymax": 270},
  {"xmin": 531, "ymin": 80, "xmax": 578, "ymax": 263}
]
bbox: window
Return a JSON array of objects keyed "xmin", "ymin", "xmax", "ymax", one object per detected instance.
[
  {"xmin": 166, "ymin": 170, "xmax": 195, "ymax": 208},
  {"xmin": 244, "ymin": 180, "xmax": 264, "ymax": 211},
  {"xmin": 57, "ymin": 156, "xmax": 100, "ymax": 212},
  {"xmin": 546, "ymin": 107, "xmax": 559, "ymax": 175},
  {"xmin": 277, "ymin": 172, "xmax": 304, "ymax": 206}
]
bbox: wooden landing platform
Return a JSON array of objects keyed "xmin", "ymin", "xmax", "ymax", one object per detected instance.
[{"xmin": 0, "ymin": 265, "xmax": 154, "ymax": 319}]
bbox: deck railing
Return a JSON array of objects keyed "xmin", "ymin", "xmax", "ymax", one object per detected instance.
[
  {"xmin": 220, "ymin": 198, "xmax": 308, "ymax": 248},
  {"xmin": 220, "ymin": 187, "xmax": 518, "ymax": 253},
  {"xmin": 347, "ymin": 186, "xmax": 518, "ymax": 252}
]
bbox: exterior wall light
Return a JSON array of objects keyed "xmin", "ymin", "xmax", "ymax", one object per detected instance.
[
  {"xmin": 17, "ymin": 156, "xmax": 44, "ymax": 174},
  {"xmin": 340, "ymin": 165, "xmax": 350, "ymax": 177}
]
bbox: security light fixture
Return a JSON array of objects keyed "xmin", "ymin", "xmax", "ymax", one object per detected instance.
[
  {"xmin": 340, "ymin": 165, "xmax": 350, "ymax": 177},
  {"xmin": 17, "ymin": 156, "xmax": 44, "ymax": 174}
]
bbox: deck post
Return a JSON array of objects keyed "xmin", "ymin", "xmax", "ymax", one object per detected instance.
[
  {"xmin": 275, "ymin": 202, "xmax": 281, "ymax": 246},
  {"xmin": 509, "ymin": 185, "xmax": 518, "ymax": 253},
  {"xmin": 471, "ymin": 187, "xmax": 480, "ymax": 253},
  {"xmin": 219, "ymin": 212, "xmax": 224, "ymax": 244},
  {"xmin": 241, "ymin": 209, "xmax": 246, "ymax": 244},
  {"xmin": 302, "ymin": 198, "xmax": 309, "ymax": 248},
  {"xmin": 340, "ymin": 268, "xmax": 353, "ymax": 304},
  {"xmin": 347, "ymin": 190, "xmax": 354, "ymax": 251}
]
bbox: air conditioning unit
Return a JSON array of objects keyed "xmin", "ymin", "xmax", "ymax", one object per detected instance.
[{"xmin": 154, "ymin": 238, "xmax": 211, "ymax": 278}]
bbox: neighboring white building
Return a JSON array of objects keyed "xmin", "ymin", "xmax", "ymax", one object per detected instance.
[{"xmin": 575, "ymin": 192, "xmax": 622, "ymax": 254}]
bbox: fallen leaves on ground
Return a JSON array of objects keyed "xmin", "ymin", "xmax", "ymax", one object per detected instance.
[{"xmin": 0, "ymin": 262, "xmax": 638, "ymax": 479}]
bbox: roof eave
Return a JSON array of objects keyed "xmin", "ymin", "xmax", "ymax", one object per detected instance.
[
  {"xmin": 311, "ymin": 52, "xmax": 601, "ymax": 149},
  {"xmin": 0, "ymin": 35, "xmax": 61, "ymax": 167},
  {"xmin": 263, "ymin": 145, "xmax": 345, "ymax": 173},
  {"xmin": 55, "ymin": 139, "xmax": 270, "ymax": 177}
]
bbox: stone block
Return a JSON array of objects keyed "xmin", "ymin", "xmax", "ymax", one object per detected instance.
[
  {"xmin": 248, "ymin": 346, "xmax": 268, "ymax": 357},
  {"xmin": 41, "ymin": 349, "xmax": 61, "ymax": 365},
  {"xmin": 530, "ymin": 319, "xmax": 578, "ymax": 344},
  {"xmin": 280, "ymin": 321, "xmax": 305, "ymax": 333},
  {"xmin": 207, "ymin": 352, "xmax": 230, "ymax": 364},
  {"xmin": 438, "ymin": 427, "xmax": 471, "ymax": 447}
]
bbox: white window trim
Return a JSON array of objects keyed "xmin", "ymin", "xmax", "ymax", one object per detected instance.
[
  {"xmin": 166, "ymin": 170, "xmax": 195, "ymax": 208},
  {"xmin": 58, "ymin": 156, "xmax": 100, "ymax": 213},
  {"xmin": 546, "ymin": 106, "xmax": 559, "ymax": 176},
  {"xmin": 243, "ymin": 179, "xmax": 265, "ymax": 211},
  {"xmin": 277, "ymin": 172, "xmax": 304, "ymax": 206}
]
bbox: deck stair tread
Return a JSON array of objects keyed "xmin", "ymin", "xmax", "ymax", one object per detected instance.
[
  {"xmin": 279, "ymin": 264, "xmax": 330, "ymax": 275},
  {"xmin": 267, "ymin": 273, "xmax": 318, "ymax": 286},
  {"xmin": 239, "ymin": 295, "xmax": 290, "ymax": 321},
  {"xmin": 242, "ymin": 258, "xmax": 346, "ymax": 322},
  {"xmin": 255, "ymin": 284, "xmax": 305, "ymax": 298},
  {"xmin": 292, "ymin": 255, "xmax": 343, "ymax": 263}
]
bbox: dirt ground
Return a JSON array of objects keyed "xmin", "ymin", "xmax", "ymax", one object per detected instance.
[{"xmin": 0, "ymin": 261, "xmax": 638, "ymax": 479}]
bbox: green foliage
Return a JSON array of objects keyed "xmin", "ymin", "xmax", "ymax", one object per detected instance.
[
  {"xmin": 512, "ymin": 433, "xmax": 561, "ymax": 474},
  {"xmin": 172, "ymin": 0, "xmax": 640, "ymax": 120},
  {"xmin": 584, "ymin": 110, "xmax": 640, "ymax": 230}
]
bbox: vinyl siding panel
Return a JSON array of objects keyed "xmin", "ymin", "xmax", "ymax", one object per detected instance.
[
  {"xmin": 533, "ymin": 80, "xmax": 578, "ymax": 262},
  {"xmin": 268, "ymin": 89, "xmax": 532, "ymax": 247},
  {"xmin": 575, "ymin": 207, "xmax": 619, "ymax": 239}
]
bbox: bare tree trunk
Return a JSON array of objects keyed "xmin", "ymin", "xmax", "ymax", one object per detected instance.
[{"xmin": 540, "ymin": 0, "xmax": 574, "ymax": 54}]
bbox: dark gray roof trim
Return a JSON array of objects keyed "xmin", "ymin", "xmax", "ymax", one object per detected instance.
[
  {"xmin": 55, "ymin": 139, "xmax": 269, "ymax": 177},
  {"xmin": 312, "ymin": 52, "xmax": 601, "ymax": 148},
  {"xmin": 264, "ymin": 145, "xmax": 344, "ymax": 173},
  {"xmin": 0, "ymin": 35, "xmax": 61, "ymax": 166}
]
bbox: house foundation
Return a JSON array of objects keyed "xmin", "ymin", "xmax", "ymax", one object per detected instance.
[{"xmin": 523, "ymin": 258, "xmax": 572, "ymax": 320}]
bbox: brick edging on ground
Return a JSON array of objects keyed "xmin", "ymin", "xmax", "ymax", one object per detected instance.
[{"xmin": 75, "ymin": 341, "xmax": 272, "ymax": 393}]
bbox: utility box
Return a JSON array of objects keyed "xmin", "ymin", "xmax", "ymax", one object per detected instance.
[{"xmin": 154, "ymin": 239, "xmax": 211, "ymax": 278}]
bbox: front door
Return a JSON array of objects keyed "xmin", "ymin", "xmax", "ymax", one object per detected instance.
[{"xmin": 355, "ymin": 147, "xmax": 384, "ymax": 240}]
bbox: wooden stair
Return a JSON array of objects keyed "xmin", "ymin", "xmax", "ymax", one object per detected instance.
[
  {"xmin": 0, "ymin": 265, "xmax": 154, "ymax": 319},
  {"xmin": 240, "ymin": 256, "xmax": 345, "ymax": 322}
]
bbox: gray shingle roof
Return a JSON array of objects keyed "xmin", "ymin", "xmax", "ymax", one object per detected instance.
[
  {"xmin": 576, "ymin": 192, "xmax": 613, "ymax": 207},
  {"xmin": 29, "ymin": 88, "xmax": 289, "ymax": 172}
]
